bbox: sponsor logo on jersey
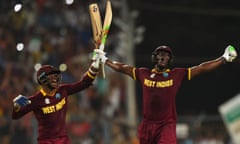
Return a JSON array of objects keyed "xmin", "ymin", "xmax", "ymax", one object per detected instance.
[
  {"xmin": 45, "ymin": 98, "xmax": 50, "ymax": 104},
  {"xmin": 150, "ymin": 73, "xmax": 155, "ymax": 78}
]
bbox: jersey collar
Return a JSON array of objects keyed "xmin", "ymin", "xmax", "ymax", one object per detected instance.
[
  {"xmin": 151, "ymin": 68, "xmax": 170, "ymax": 74},
  {"xmin": 40, "ymin": 88, "xmax": 56, "ymax": 96}
]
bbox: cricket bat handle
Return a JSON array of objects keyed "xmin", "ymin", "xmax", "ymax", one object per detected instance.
[{"xmin": 99, "ymin": 43, "xmax": 106, "ymax": 78}]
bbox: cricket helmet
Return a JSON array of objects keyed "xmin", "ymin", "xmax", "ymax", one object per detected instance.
[
  {"xmin": 36, "ymin": 65, "xmax": 61, "ymax": 85},
  {"xmin": 151, "ymin": 45, "xmax": 174, "ymax": 65}
]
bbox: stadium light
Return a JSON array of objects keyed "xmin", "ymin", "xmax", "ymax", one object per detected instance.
[{"xmin": 13, "ymin": 0, "xmax": 23, "ymax": 12}]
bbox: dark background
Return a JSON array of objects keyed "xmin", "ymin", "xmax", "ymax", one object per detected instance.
[{"xmin": 128, "ymin": 0, "xmax": 240, "ymax": 115}]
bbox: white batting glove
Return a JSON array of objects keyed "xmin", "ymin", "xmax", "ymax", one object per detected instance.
[
  {"xmin": 92, "ymin": 49, "xmax": 99, "ymax": 61},
  {"xmin": 91, "ymin": 49, "xmax": 101, "ymax": 69},
  {"xmin": 222, "ymin": 45, "xmax": 238, "ymax": 62},
  {"xmin": 94, "ymin": 49, "xmax": 108, "ymax": 64},
  {"xmin": 91, "ymin": 61, "xmax": 100, "ymax": 69}
]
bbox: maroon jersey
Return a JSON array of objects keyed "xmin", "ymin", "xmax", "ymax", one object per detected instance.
[
  {"xmin": 12, "ymin": 74, "xmax": 94, "ymax": 141},
  {"xmin": 133, "ymin": 67, "xmax": 190, "ymax": 124}
]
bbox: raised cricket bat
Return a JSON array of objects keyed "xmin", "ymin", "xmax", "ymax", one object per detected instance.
[
  {"xmin": 98, "ymin": 0, "xmax": 112, "ymax": 78},
  {"xmin": 89, "ymin": 3, "xmax": 105, "ymax": 78},
  {"xmin": 89, "ymin": 0, "xmax": 112, "ymax": 78},
  {"xmin": 89, "ymin": 3, "xmax": 102, "ymax": 48}
]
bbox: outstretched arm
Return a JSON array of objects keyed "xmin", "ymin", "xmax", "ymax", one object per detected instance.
[
  {"xmin": 105, "ymin": 59, "xmax": 134, "ymax": 78},
  {"xmin": 190, "ymin": 45, "xmax": 238, "ymax": 79},
  {"xmin": 93, "ymin": 49, "xmax": 135, "ymax": 78},
  {"xmin": 190, "ymin": 57, "xmax": 224, "ymax": 79}
]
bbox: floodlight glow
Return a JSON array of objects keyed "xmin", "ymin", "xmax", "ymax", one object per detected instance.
[
  {"xmin": 16, "ymin": 42, "xmax": 24, "ymax": 51},
  {"xmin": 65, "ymin": 0, "xmax": 74, "ymax": 5},
  {"xmin": 59, "ymin": 63, "xmax": 67, "ymax": 72},
  {"xmin": 34, "ymin": 63, "xmax": 42, "ymax": 71},
  {"xmin": 14, "ymin": 3, "xmax": 22, "ymax": 12}
]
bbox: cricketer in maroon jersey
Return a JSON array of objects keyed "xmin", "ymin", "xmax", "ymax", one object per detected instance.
[
  {"xmin": 94, "ymin": 45, "xmax": 238, "ymax": 144},
  {"xmin": 12, "ymin": 61, "xmax": 99, "ymax": 144}
]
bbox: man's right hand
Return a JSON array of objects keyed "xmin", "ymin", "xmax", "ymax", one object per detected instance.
[
  {"xmin": 222, "ymin": 45, "xmax": 238, "ymax": 62},
  {"xmin": 13, "ymin": 95, "xmax": 31, "ymax": 108},
  {"xmin": 94, "ymin": 49, "xmax": 108, "ymax": 64}
]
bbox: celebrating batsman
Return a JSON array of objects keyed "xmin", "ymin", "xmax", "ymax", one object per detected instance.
[
  {"xmin": 94, "ymin": 45, "xmax": 238, "ymax": 144},
  {"xmin": 12, "ymin": 52, "xmax": 100, "ymax": 144}
]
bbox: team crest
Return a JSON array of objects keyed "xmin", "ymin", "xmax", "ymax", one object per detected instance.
[
  {"xmin": 45, "ymin": 98, "xmax": 50, "ymax": 104},
  {"xmin": 55, "ymin": 93, "xmax": 61, "ymax": 99},
  {"xmin": 163, "ymin": 72, "xmax": 169, "ymax": 78}
]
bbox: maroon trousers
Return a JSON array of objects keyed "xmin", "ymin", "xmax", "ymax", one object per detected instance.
[
  {"xmin": 38, "ymin": 136, "xmax": 71, "ymax": 144},
  {"xmin": 138, "ymin": 119, "xmax": 176, "ymax": 144}
]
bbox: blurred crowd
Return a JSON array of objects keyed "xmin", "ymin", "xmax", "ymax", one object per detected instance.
[{"xmin": 0, "ymin": 0, "xmax": 233, "ymax": 144}]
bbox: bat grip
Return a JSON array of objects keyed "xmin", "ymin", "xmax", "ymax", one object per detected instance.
[
  {"xmin": 95, "ymin": 43, "xmax": 104, "ymax": 69},
  {"xmin": 99, "ymin": 43, "xmax": 105, "ymax": 51},
  {"xmin": 95, "ymin": 57, "xmax": 100, "ymax": 68},
  {"xmin": 100, "ymin": 64, "xmax": 105, "ymax": 78},
  {"xmin": 99, "ymin": 43, "xmax": 105, "ymax": 78}
]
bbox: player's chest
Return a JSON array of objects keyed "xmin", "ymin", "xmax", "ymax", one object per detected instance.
[
  {"xmin": 38, "ymin": 92, "xmax": 67, "ymax": 115},
  {"xmin": 142, "ymin": 73, "xmax": 175, "ymax": 88}
]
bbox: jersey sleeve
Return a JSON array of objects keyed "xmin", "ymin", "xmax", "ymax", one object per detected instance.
[
  {"xmin": 133, "ymin": 67, "xmax": 148, "ymax": 81},
  {"xmin": 187, "ymin": 68, "xmax": 191, "ymax": 80},
  {"xmin": 132, "ymin": 67, "xmax": 137, "ymax": 80},
  {"xmin": 12, "ymin": 96, "xmax": 35, "ymax": 119},
  {"xmin": 61, "ymin": 72, "xmax": 95, "ymax": 95},
  {"xmin": 174, "ymin": 67, "xmax": 190, "ymax": 81}
]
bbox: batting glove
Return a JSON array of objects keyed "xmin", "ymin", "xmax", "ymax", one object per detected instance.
[
  {"xmin": 92, "ymin": 49, "xmax": 100, "ymax": 61},
  {"xmin": 13, "ymin": 95, "xmax": 31, "ymax": 107},
  {"xmin": 91, "ymin": 61, "xmax": 100, "ymax": 69},
  {"xmin": 93, "ymin": 49, "xmax": 108, "ymax": 64},
  {"xmin": 91, "ymin": 49, "xmax": 101, "ymax": 69},
  {"xmin": 222, "ymin": 45, "xmax": 238, "ymax": 62}
]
